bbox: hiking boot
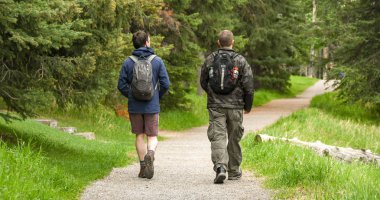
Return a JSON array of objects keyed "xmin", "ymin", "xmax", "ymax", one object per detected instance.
[
  {"xmin": 144, "ymin": 151, "xmax": 155, "ymax": 179},
  {"xmin": 228, "ymin": 171, "xmax": 242, "ymax": 180},
  {"xmin": 214, "ymin": 167, "xmax": 226, "ymax": 184},
  {"xmin": 138, "ymin": 166, "xmax": 146, "ymax": 178}
]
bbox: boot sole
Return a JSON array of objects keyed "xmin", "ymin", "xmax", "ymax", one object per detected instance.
[
  {"xmin": 144, "ymin": 154, "xmax": 154, "ymax": 179},
  {"xmin": 228, "ymin": 176, "xmax": 241, "ymax": 180},
  {"xmin": 214, "ymin": 173, "xmax": 226, "ymax": 184}
]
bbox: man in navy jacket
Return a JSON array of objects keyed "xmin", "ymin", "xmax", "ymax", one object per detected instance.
[{"xmin": 118, "ymin": 31, "xmax": 170, "ymax": 179}]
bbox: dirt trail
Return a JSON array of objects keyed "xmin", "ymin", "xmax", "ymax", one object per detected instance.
[{"xmin": 81, "ymin": 80, "xmax": 332, "ymax": 200}]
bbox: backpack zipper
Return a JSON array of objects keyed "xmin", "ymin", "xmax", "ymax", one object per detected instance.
[{"xmin": 221, "ymin": 65, "xmax": 225, "ymax": 90}]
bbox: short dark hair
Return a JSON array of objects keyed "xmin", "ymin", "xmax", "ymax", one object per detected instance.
[
  {"xmin": 218, "ymin": 30, "xmax": 234, "ymax": 47},
  {"xmin": 132, "ymin": 31, "xmax": 149, "ymax": 49}
]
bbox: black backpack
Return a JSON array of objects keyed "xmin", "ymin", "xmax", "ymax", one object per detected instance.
[
  {"xmin": 129, "ymin": 55, "xmax": 157, "ymax": 101},
  {"xmin": 208, "ymin": 51, "xmax": 240, "ymax": 94}
]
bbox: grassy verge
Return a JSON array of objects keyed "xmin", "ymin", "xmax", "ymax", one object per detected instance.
[
  {"xmin": 242, "ymin": 138, "xmax": 380, "ymax": 199},
  {"xmin": 242, "ymin": 92, "xmax": 380, "ymax": 199},
  {"xmin": 253, "ymin": 108, "xmax": 380, "ymax": 153},
  {"xmin": 160, "ymin": 76, "xmax": 319, "ymax": 130},
  {"xmin": 159, "ymin": 92, "xmax": 208, "ymax": 131},
  {"xmin": 311, "ymin": 92, "xmax": 379, "ymax": 125},
  {"xmin": 254, "ymin": 76, "xmax": 319, "ymax": 106},
  {"xmin": 0, "ymin": 108, "xmax": 135, "ymax": 199}
]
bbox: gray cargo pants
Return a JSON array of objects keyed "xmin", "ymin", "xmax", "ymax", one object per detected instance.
[{"xmin": 207, "ymin": 108, "xmax": 244, "ymax": 175}]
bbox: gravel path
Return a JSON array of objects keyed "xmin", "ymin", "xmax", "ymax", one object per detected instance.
[{"xmin": 81, "ymin": 80, "xmax": 332, "ymax": 200}]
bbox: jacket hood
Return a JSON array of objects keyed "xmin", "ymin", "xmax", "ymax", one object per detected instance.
[{"xmin": 132, "ymin": 47, "xmax": 155, "ymax": 58}]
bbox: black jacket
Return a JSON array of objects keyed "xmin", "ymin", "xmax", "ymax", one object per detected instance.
[{"xmin": 200, "ymin": 48, "xmax": 254, "ymax": 112}]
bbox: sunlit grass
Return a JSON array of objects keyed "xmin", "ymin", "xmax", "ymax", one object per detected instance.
[
  {"xmin": 242, "ymin": 92, "xmax": 380, "ymax": 199},
  {"xmin": 242, "ymin": 137, "xmax": 380, "ymax": 199},
  {"xmin": 0, "ymin": 109, "xmax": 135, "ymax": 199},
  {"xmin": 254, "ymin": 108, "xmax": 380, "ymax": 153},
  {"xmin": 311, "ymin": 92, "xmax": 379, "ymax": 125}
]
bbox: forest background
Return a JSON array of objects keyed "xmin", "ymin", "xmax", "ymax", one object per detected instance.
[{"xmin": 0, "ymin": 0, "xmax": 379, "ymax": 117}]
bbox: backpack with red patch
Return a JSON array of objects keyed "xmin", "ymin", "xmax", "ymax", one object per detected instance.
[{"xmin": 208, "ymin": 51, "xmax": 240, "ymax": 94}]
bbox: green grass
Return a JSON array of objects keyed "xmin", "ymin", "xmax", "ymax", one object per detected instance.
[
  {"xmin": 0, "ymin": 108, "xmax": 135, "ymax": 199},
  {"xmin": 0, "ymin": 142, "xmax": 67, "ymax": 199},
  {"xmin": 160, "ymin": 92, "xmax": 208, "ymax": 131},
  {"xmin": 288, "ymin": 75, "xmax": 320, "ymax": 96},
  {"xmin": 255, "ymin": 76, "xmax": 319, "ymax": 106},
  {"xmin": 311, "ymin": 92, "xmax": 379, "ymax": 125},
  {"xmin": 46, "ymin": 107, "xmax": 134, "ymax": 142},
  {"xmin": 242, "ymin": 137, "xmax": 380, "ymax": 199},
  {"xmin": 255, "ymin": 108, "xmax": 380, "ymax": 153},
  {"xmin": 242, "ymin": 92, "xmax": 380, "ymax": 199}
]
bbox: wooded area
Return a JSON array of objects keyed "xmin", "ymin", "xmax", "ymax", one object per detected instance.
[{"xmin": 0, "ymin": 0, "xmax": 379, "ymax": 117}]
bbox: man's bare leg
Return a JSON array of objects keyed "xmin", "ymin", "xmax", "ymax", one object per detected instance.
[
  {"xmin": 147, "ymin": 136, "xmax": 158, "ymax": 151},
  {"xmin": 136, "ymin": 134, "xmax": 147, "ymax": 178},
  {"xmin": 135, "ymin": 134, "xmax": 147, "ymax": 161}
]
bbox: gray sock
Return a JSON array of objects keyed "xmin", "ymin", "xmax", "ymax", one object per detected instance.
[{"xmin": 148, "ymin": 150, "xmax": 155, "ymax": 156}]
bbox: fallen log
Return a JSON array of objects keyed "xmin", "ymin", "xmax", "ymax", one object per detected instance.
[{"xmin": 255, "ymin": 134, "xmax": 380, "ymax": 166}]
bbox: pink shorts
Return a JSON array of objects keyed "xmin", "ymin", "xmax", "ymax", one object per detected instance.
[{"xmin": 129, "ymin": 113, "xmax": 159, "ymax": 136}]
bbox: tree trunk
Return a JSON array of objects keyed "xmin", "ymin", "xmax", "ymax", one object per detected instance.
[
  {"xmin": 255, "ymin": 134, "xmax": 380, "ymax": 166},
  {"xmin": 308, "ymin": 0, "xmax": 317, "ymax": 78}
]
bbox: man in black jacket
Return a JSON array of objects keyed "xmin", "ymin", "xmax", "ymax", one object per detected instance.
[{"xmin": 200, "ymin": 30, "xmax": 254, "ymax": 184}]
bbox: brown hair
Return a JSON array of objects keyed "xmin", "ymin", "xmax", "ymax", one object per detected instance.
[
  {"xmin": 218, "ymin": 30, "xmax": 234, "ymax": 47},
  {"xmin": 132, "ymin": 31, "xmax": 149, "ymax": 49}
]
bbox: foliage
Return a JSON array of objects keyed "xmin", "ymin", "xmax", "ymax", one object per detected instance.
[
  {"xmin": 306, "ymin": 0, "xmax": 380, "ymax": 115},
  {"xmin": 0, "ymin": 0, "xmax": 168, "ymax": 116},
  {"xmin": 3, "ymin": 0, "xmax": 374, "ymax": 118},
  {"xmin": 235, "ymin": 0, "xmax": 306, "ymax": 91},
  {"xmin": 0, "ymin": 0, "xmax": 90, "ymax": 117}
]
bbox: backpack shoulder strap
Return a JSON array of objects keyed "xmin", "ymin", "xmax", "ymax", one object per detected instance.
[
  {"xmin": 129, "ymin": 55, "xmax": 139, "ymax": 63},
  {"xmin": 147, "ymin": 55, "xmax": 157, "ymax": 63},
  {"xmin": 231, "ymin": 52, "xmax": 239, "ymax": 59}
]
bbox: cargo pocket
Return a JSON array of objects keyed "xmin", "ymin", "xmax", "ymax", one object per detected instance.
[
  {"xmin": 237, "ymin": 124, "xmax": 244, "ymax": 142},
  {"xmin": 207, "ymin": 122, "xmax": 214, "ymax": 142}
]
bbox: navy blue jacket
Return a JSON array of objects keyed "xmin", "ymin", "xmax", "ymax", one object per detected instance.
[{"xmin": 117, "ymin": 47, "xmax": 170, "ymax": 113}]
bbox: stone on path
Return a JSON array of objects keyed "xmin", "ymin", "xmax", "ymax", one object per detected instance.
[
  {"xmin": 58, "ymin": 127, "xmax": 77, "ymax": 134},
  {"xmin": 74, "ymin": 132, "xmax": 96, "ymax": 140},
  {"xmin": 34, "ymin": 118, "xmax": 95, "ymax": 140},
  {"xmin": 34, "ymin": 119, "xmax": 58, "ymax": 128}
]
